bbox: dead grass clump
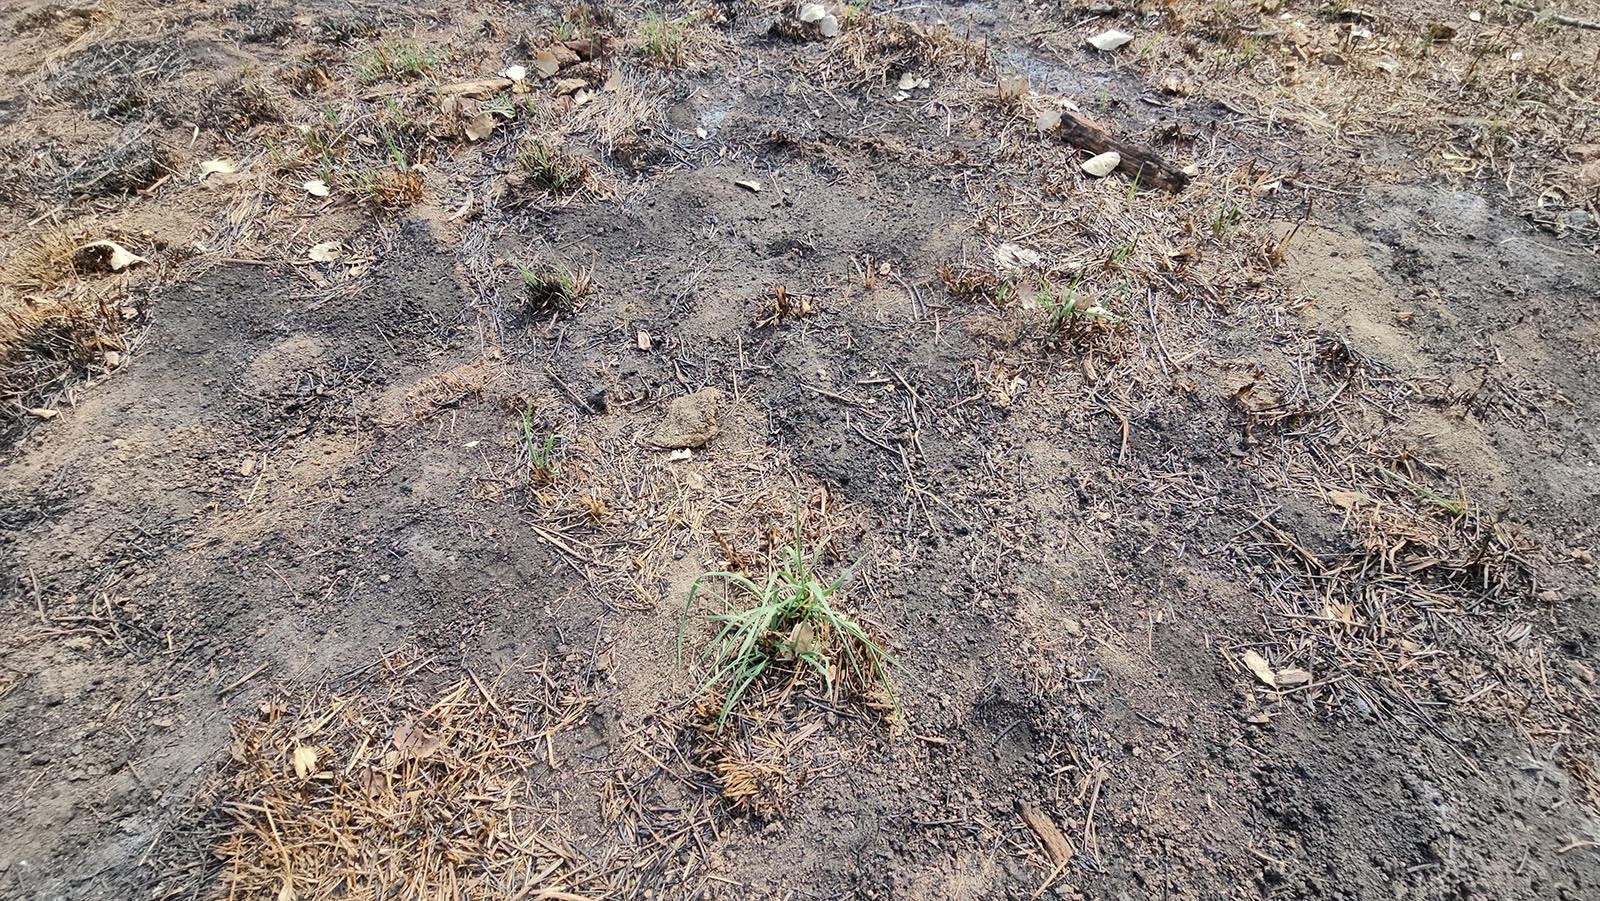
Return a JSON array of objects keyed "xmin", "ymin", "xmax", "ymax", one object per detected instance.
[
  {"xmin": 280, "ymin": 52, "xmax": 336, "ymax": 96},
  {"xmin": 45, "ymin": 39, "xmax": 189, "ymax": 121},
  {"xmin": 343, "ymin": 166, "xmax": 425, "ymax": 207},
  {"xmin": 0, "ymin": 283, "xmax": 128, "ymax": 419},
  {"xmin": 571, "ymin": 78, "xmax": 668, "ymax": 172},
  {"xmin": 13, "ymin": 4, "xmax": 99, "ymax": 35},
  {"xmin": 315, "ymin": 12, "xmax": 383, "ymax": 46},
  {"xmin": 689, "ymin": 694, "xmax": 821, "ymax": 819},
  {"xmin": 827, "ymin": 14, "xmax": 991, "ymax": 85},
  {"xmin": 191, "ymin": 75, "xmax": 284, "ymax": 134},
  {"xmin": 59, "ymin": 126, "xmax": 171, "ymax": 199},
  {"xmin": 754, "ymin": 283, "xmax": 814, "ymax": 327},
  {"xmin": 225, "ymin": 0, "xmax": 296, "ymax": 44},
  {"xmin": 939, "ymin": 261, "xmax": 1005, "ymax": 306},
  {"xmin": 212, "ymin": 675, "xmax": 603, "ymax": 901}
]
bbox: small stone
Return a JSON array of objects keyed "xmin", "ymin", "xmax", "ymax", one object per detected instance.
[{"xmin": 650, "ymin": 387, "xmax": 724, "ymax": 449}]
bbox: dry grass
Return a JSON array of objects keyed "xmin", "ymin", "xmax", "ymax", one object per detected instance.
[
  {"xmin": 213, "ymin": 668, "xmax": 602, "ymax": 901},
  {"xmin": 0, "ymin": 232, "xmax": 136, "ymax": 417},
  {"xmin": 1134, "ymin": 2, "xmax": 1600, "ymax": 219},
  {"xmin": 825, "ymin": 12, "xmax": 993, "ymax": 85}
]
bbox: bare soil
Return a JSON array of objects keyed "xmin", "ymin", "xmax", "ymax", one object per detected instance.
[{"xmin": 2, "ymin": 1, "xmax": 1599, "ymax": 900}]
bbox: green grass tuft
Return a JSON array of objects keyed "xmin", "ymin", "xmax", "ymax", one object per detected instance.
[
  {"xmin": 679, "ymin": 527, "xmax": 896, "ymax": 731},
  {"xmin": 638, "ymin": 12, "xmax": 689, "ymax": 67}
]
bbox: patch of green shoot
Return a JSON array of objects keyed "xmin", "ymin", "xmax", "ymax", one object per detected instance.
[
  {"xmin": 679, "ymin": 526, "xmax": 897, "ymax": 731},
  {"xmin": 639, "ymin": 12, "xmax": 688, "ymax": 67},
  {"xmin": 520, "ymin": 402, "xmax": 562, "ymax": 485}
]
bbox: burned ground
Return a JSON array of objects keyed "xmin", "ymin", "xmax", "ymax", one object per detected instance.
[{"xmin": 1, "ymin": 1, "xmax": 1598, "ymax": 899}]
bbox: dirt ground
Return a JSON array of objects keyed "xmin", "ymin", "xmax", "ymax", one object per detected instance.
[{"xmin": 1, "ymin": 1, "xmax": 1598, "ymax": 899}]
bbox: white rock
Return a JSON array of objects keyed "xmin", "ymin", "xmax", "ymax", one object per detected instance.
[
  {"xmin": 1081, "ymin": 151, "xmax": 1121, "ymax": 177},
  {"xmin": 1087, "ymin": 29, "xmax": 1133, "ymax": 51}
]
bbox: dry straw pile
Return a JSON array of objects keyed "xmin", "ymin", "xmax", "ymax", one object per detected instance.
[{"xmin": 215, "ymin": 675, "xmax": 600, "ymax": 901}]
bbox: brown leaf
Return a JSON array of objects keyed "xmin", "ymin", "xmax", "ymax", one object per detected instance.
[
  {"xmin": 291, "ymin": 745, "xmax": 318, "ymax": 779},
  {"xmin": 533, "ymin": 50, "xmax": 560, "ymax": 78},
  {"xmin": 1241, "ymin": 649, "xmax": 1277, "ymax": 688},
  {"xmin": 463, "ymin": 112, "xmax": 497, "ymax": 142},
  {"xmin": 1017, "ymin": 800, "xmax": 1076, "ymax": 865},
  {"xmin": 393, "ymin": 720, "xmax": 442, "ymax": 759}
]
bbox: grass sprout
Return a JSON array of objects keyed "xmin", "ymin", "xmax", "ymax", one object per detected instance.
[
  {"xmin": 1038, "ymin": 278, "xmax": 1123, "ymax": 335},
  {"xmin": 1377, "ymin": 466, "xmax": 1469, "ymax": 517},
  {"xmin": 680, "ymin": 530, "xmax": 896, "ymax": 730},
  {"xmin": 638, "ymin": 12, "xmax": 689, "ymax": 67},
  {"xmin": 519, "ymin": 402, "xmax": 562, "ymax": 486}
]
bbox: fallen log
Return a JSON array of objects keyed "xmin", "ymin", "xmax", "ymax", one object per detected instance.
[{"xmin": 1044, "ymin": 110, "xmax": 1191, "ymax": 192}]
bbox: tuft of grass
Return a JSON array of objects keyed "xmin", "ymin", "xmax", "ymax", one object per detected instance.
[
  {"xmin": 516, "ymin": 260, "xmax": 592, "ymax": 316},
  {"xmin": 519, "ymin": 402, "xmax": 562, "ymax": 486},
  {"xmin": 638, "ymin": 12, "xmax": 689, "ymax": 67},
  {"xmin": 679, "ymin": 528, "xmax": 896, "ymax": 731},
  {"xmin": 344, "ymin": 167, "xmax": 424, "ymax": 207},
  {"xmin": 1377, "ymin": 466, "xmax": 1469, "ymax": 517},
  {"xmin": 1037, "ymin": 278, "xmax": 1124, "ymax": 337},
  {"xmin": 1210, "ymin": 202, "xmax": 1244, "ymax": 240},
  {"xmin": 514, "ymin": 138, "xmax": 589, "ymax": 194},
  {"xmin": 356, "ymin": 40, "xmax": 437, "ymax": 84}
]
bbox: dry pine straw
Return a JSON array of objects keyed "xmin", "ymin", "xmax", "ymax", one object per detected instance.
[{"xmin": 214, "ymin": 673, "xmax": 601, "ymax": 901}]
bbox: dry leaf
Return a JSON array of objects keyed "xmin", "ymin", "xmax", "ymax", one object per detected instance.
[
  {"xmin": 308, "ymin": 241, "xmax": 342, "ymax": 263},
  {"xmin": 533, "ymin": 49, "xmax": 559, "ymax": 78},
  {"xmin": 735, "ymin": 179, "xmax": 762, "ymax": 193},
  {"xmin": 392, "ymin": 721, "xmax": 442, "ymax": 759},
  {"xmin": 997, "ymin": 76, "xmax": 1028, "ymax": 100},
  {"xmin": 78, "ymin": 240, "xmax": 147, "ymax": 271},
  {"xmin": 278, "ymin": 881, "xmax": 296, "ymax": 901},
  {"xmin": 463, "ymin": 112, "xmax": 497, "ymax": 142},
  {"xmin": 799, "ymin": 3, "xmax": 827, "ymax": 22},
  {"xmin": 1088, "ymin": 29, "xmax": 1134, "ymax": 51},
  {"xmin": 993, "ymin": 242, "xmax": 1041, "ymax": 272},
  {"xmin": 1328, "ymin": 489, "xmax": 1368, "ymax": 510},
  {"xmin": 26, "ymin": 407, "xmax": 58, "ymax": 420},
  {"xmin": 789, "ymin": 620, "xmax": 818, "ymax": 658},
  {"xmin": 502, "ymin": 64, "xmax": 527, "ymax": 81},
  {"xmin": 1276, "ymin": 668, "xmax": 1312, "ymax": 687},
  {"xmin": 1241, "ymin": 649, "xmax": 1277, "ymax": 688},
  {"xmin": 198, "ymin": 158, "xmax": 237, "ymax": 179},
  {"xmin": 602, "ymin": 69, "xmax": 622, "ymax": 92},
  {"xmin": 818, "ymin": 14, "xmax": 839, "ymax": 37},
  {"xmin": 1035, "ymin": 109, "xmax": 1061, "ymax": 131},
  {"xmin": 1081, "ymin": 151, "xmax": 1121, "ymax": 177},
  {"xmin": 302, "ymin": 179, "xmax": 330, "ymax": 197},
  {"xmin": 291, "ymin": 745, "xmax": 318, "ymax": 779},
  {"xmin": 637, "ymin": 330, "xmax": 652, "ymax": 351}
]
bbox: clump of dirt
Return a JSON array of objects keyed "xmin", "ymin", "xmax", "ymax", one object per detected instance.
[{"xmin": 649, "ymin": 386, "xmax": 722, "ymax": 448}]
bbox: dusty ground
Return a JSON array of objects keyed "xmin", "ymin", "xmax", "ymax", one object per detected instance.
[{"xmin": 1, "ymin": 1, "xmax": 1599, "ymax": 899}]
